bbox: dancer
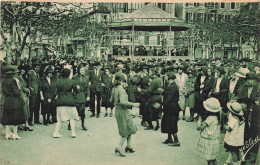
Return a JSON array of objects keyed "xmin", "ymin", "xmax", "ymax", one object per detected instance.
[
  {"xmin": 53, "ymin": 68, "xmax": 79, "ymax": 138},
  {"xmin": 72, "ymin": 65, "xmax": 90, "ymax": 130},
  {"xmin": 161, "ymin": 72, "xmax": 181, "ymax": 146},
  {"xmin": 110, "ymin": 74, "xmax": 140, "ymax": 157}
]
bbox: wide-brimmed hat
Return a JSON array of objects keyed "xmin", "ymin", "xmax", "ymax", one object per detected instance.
[
  {"xmin": 45, "ymin": 68, "xmax": 54, "ymax": 74},
  {"xmin": 117, "ymin": 63, "xmax": 124, "ymax": 69},
  {"xmin": 227, "ymin": 102, "xmax": 243, "ymax": 116},
  {"xmin": 235, "ymin": 68, "xmax": 250, "ymax": 78},
  {"xmin": 177, "ymin": 65, "xmax": 184, "ymax": 70},
  {"xmin": 168, "ymin": 64, "xmax": 178, "ymax": 70},
  {"xmin": 5, "ymin": 65, "xmax": 20, "ymax": 74},
  {"xmin": 44, "ymin": 65, "xmax": 54, "ymax": 74},
  {"xmin": 203, "ymin": 97, "xmax": 222, "ymax": 113}
]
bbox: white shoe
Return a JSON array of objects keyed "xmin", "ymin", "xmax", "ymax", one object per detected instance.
[
  {"xmin": 72, "ymin": 132, "xmax": 76, "ymax": 138},
  {"xmin": 53, "ymin": 133, "xmax": 63, "ymax": 138},
  {"xmin": 12, "ymin": 134, "xmax": 21, "ymax": 140}
]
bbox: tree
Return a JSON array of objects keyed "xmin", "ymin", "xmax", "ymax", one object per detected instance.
[
  {"xmin": 235, "ymin": 2, "xmax": 259, "ymax": 59},
  {"xmin": 1, "ymin": 2, "xmax": 99, "ymax": 64}
]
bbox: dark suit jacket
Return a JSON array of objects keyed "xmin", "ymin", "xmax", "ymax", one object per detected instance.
[
  {"xmin": 211, "ymin": 76, "xmax": 229, "ymax": 111},
  {"xmin": 39, "ymin": 77, "xmax": 56, "ymax": 99},
  {"xmin": 163, "ymin": 82, "xmax": 180, "ymax": 114},
  {"xmin": 237, "ymin": 83, "xmax": 259, "ymax": 109},
  {"xmin": 89, "ymin": 69, "xmax": 103, "ymax": 92},
  {"xmin": 201, "ymin": 75, "xmax": 215, "ymax": 100},
  {"xmin": 73, "ymin": 74, "xmax": 90, "ymax": 103},
  {"xmin": 28, "ymin": 70, "xmax": 40, "ymax": 95},
  {"xmin": 234, "ymin": 78, "xmax": 246, "ymax": 96},
  {"xmin": 141, "ymin": 77, "xmax": 163, "ymax": 104}
]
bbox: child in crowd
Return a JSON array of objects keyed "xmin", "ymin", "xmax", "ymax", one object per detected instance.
[
  {"xmin": 195, "ymin": 97, "xmax": 221, "ymax": 165},
  {"xmin": 224, "ymin": 101, "xmax": 245, "ymax": 165}
]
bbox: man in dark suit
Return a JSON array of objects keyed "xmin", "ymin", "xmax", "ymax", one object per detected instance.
[
  {"xmin": 89, "ymin": 61, "xmax": 103, "ymax": 118},
  {"xmin": 28, "ymin": 61, "xmax": 41, "ymax": 125},
  {"xmin": 210, "ymin": 67, "xmax": 229, "ymax": 132},
  {"xmin": 73, "ymin": 65, "xmax": 90, "ymax": 129}
]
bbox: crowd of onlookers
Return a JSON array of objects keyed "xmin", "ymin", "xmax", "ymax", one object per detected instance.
[
  {"xmin": 0, "ymin": 55, "xmax": 259, "ymax": 164},
  {"xmin": 112, "ymin": 45, "xmax": 188, "ymax": 56}
]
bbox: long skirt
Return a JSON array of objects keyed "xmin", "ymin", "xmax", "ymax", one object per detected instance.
[
  {"xmin": 195, "ymin": 136, "xmax": 219, "ymax": 160},
  {"xmin": 23, "ymin": 98, "xmax": 30, "ymax": 121},
  {"xmin": 56, "ymin": 106, "xmax": 79, "ymax": 122},
  {"xmin": 115, "ymin": 106, "xmax": 137, "ymax": 137},
  {"xmin": 101, "ymin": 88, "xmax": 113, "ymax": 108},
  {"xmin": 185, "ymin": 92, "xmax": 195, "ymax": 109},
  {"xmin": 161, "ymin": 112, "xmax": 179, "ymax": 134},
  {"xmin": 178, "ymin": 92, "xmax": 186, "ymax": 110},
  {"xmin": 2, "ymin": 107, "xmax": 25, "ymax": 125}
]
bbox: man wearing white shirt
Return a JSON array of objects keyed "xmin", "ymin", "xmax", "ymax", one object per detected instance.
[{"xmin": 210, "ymin": 67, "xmax": 229, "ymax": 132}]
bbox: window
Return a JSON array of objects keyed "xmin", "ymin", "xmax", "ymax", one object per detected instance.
[
  {"xmin": 186, "ymin": 12, "xmax": 189, "ymax": 21},
  {"xmin": 225, "ymin": 15, "xmax": 230, "ymax": 19},
  {"xmin": 221, "ymin": 3, "xmax": 225, "ymax": 8},
  {"xmin": 157, "ymin": 35, "xmax": 161, "ymax": 45},
  {"xmin": 197, "ymin": 13, "xmax": 204, "ymax": 22},
  {"xmin": 162, "ymin": 3, "xmax": 166, "ymax": 11},
  {"xmin": 218, "ymin": 14, "xmax": 222, "ymax": 22},
  {"xmin": 124, "ymin": 3, "xmax": 128, "ymax": 13},
  {"xmin": 224, "ymin": 50, "xmax": 228, "ymax": 58},
  {"xmin": 144, "ymin": 35, "xmax": 149, "ymax": 45},
  {"xmin": 231, "ymin": 2, "xmax": 235, "ymax": 9},
  {"xmin": 158, "ymin": 3, "xmax": 161, "ymax": 8},
  {"xmin": 194, "ymin": 3, "xmax": 199, "ymax": 7},
  {"xmin": 186, "ymin": 3, "xmax": 189, "ymax": 7}
]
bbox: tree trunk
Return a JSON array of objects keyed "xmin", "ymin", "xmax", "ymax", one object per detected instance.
[{"xmin": 28, "ymin": 46, "xmax": 31, "ymax": 59}]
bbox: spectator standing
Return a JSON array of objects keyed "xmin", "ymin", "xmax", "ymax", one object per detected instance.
[
  {"xmin": 28, "ymin": 61, "xmax": 41, "ymax": 125},
  {"xmin": 195, "ymin": 98, "xmax": 221, "ymax": 165},
  {"xmin": 2, "ymin": 66, "xmax": 26, "ymax": 140},
  {"xmin": 89, "ymin": 62, "xmax": 103, "ymax": 118}
]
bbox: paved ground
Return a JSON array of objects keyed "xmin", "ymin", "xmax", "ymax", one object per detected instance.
[{"xmin": 0, "ymin": 108, "xmax": 256, "ymax": 165}]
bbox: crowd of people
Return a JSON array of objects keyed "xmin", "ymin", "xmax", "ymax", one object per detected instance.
[
  {"xmin": 112, "ymin": 45, "xmax": 188, "ymax": 56},
  {"xmin": 0, "ymin": 55, "xmax": 259, "ymax": 164}
]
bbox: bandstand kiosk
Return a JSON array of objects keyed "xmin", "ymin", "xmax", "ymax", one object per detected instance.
[{"xmin": 106, "ymin": 4, "xmax": 192, "ymax": 61}]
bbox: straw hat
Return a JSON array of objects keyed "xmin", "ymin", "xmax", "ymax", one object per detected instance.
[
  {"xmin": 226, "ymin": 102, "xmax": 243, "ymax": 116},
  {"xmin": 203, "ymin": 97, "xmax": 222, "ymax": 113},
  {"xmin": 235, "ymin": 68, "xmax": 250, "ymax": 78}
]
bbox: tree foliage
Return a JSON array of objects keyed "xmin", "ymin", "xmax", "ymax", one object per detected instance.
[
  {"xmin": 191, "ymin": 2, "xmax": 259, "ymax": 58},
  {"xmin": 1, "ymin": 2, "xmax": 108, "ymax": 62}
]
